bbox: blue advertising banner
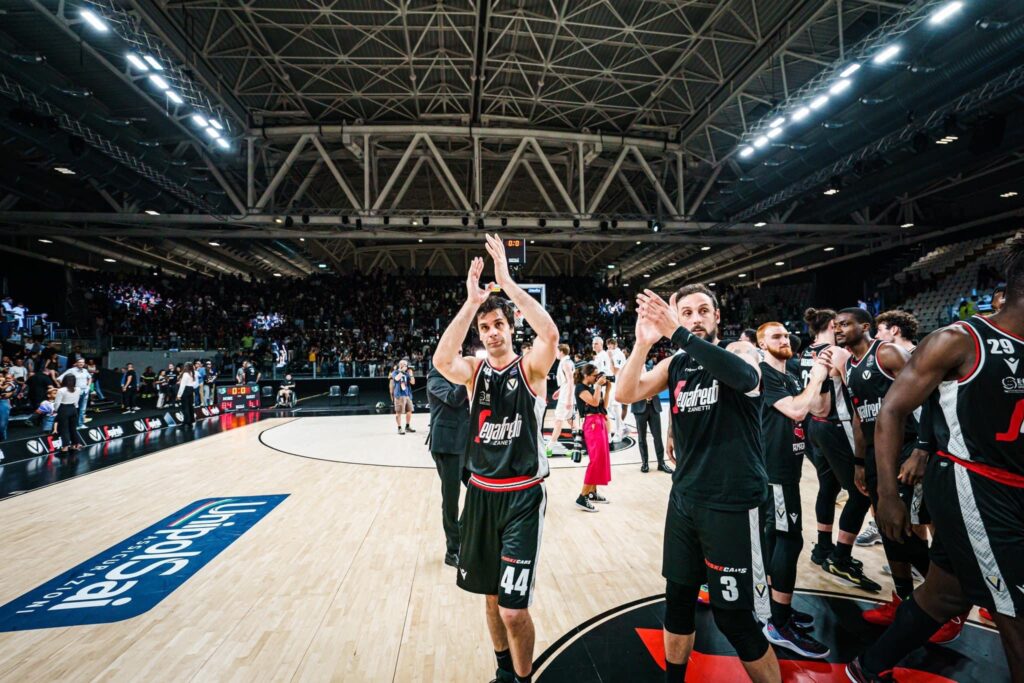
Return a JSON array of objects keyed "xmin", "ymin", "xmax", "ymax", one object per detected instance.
[{"xmin": 0, "ymin": 494, "xmax": 288, "ymax": 631}]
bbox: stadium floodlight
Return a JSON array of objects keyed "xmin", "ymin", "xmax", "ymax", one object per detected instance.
[
  {"xmin": 166, "ymin": 90, "xmax": 183, "ymax": 105},
  {"xmin": 215, "ymin": 138, "xmax": 230, "ymax": 149},
  {"xmin": 873, "ymin": 45, "xmax": 901, "ymax": 65},
  {"xmin": 829, "ymin": 79, "xmax": 852, "ymax": 95},
  {"xmin": 143, "ymin": 55, "xmax": 164, "ymax": 71},
  {"xmin": 148, "ymin": 74, "xmax": 170, "ymax": 90},
  {"xmin": 701, "ymin": 246, "xmax": 711, "ymax": 251},
  {"xmin": 754, "ymin": 222, "xmax": 767, "ymax": 227},
  {"xmin": 839, "ymin": 63, "xmax": 861, "ymax": 78},
  {"xmin": 80, "ymin": 9, "xmax": 109, "ymax": 32},
  {"xmin": 103, "ymin": 258, "xmax": 117, "ymax": 263},
  {"xmin": 739, "ymin": 146, "xmax": 754, "ymax": 158},
  {"xmin": 929, "ymin": 1, "xmax": 964, "ymax": 25},
  {"xmin": 767, "ymin": 127, "xmax": 783, "ymax": 139},
  {"xmin": 810, "ymin": 95, "xmax": 829, "ymax": 110},
  {"xmin": 769, "ymin": 117, "xmax": 786, "ymax": 128},
  {"xmin": 191, "ymin": 114, "xmax": 208, "ymax": 127},
  {"xmin": 208, "ymin": 241, "xmax": 221, "ymax": 246},
  {"xmin": 126, "ymin": 53, "xmax": 148, "ymax": 71},
  {"xmin": 792, "ymin": 106, "xmax": 811, "ymax": 121},
  {"xmin": 204, "ymin": 127, "xmax": 220, "ymax": 139},
  {"xmin": 901, "ymin": 222, "xmax": 914, "ymax": 228},
  {"xmin": 824, "ymin": 246, "xmax": 835, "ymax": 252},
  {"xmin": 209, "ymin": 119, "xmax": 224, "ymax": 131},
  {"xmin": 753, "ymin": 136, "xmax": 769, "ymax": 148},
  {"xmin": 39, "ymin": 238, "xmax": 54, "ymax": 244},
  {"xmin": 145, "ymin": 210, "xmax": 160, "ymax": 215}
]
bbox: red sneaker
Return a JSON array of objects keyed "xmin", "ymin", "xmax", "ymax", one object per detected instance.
[
  {"xmin": 979, "ymin": 608, "xmax": 994, "ymax": 622},
  {"xmin": 862, "ymin": 593, "xmax": 902, "ymax": 625},
  {"xmin": 929, "ymin": 612, "xmax": 968, "ymax": 644}
]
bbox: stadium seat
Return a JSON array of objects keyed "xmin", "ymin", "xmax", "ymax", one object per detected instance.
[
  {"xmin": 343, "ymin": 385, "xmax": 360, "ymax": 406},
  {"xmin": 329, "ymin": 385, "xmax": 341, "ymax": 405}
]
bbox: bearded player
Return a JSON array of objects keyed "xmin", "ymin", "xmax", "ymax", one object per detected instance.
[
  {"xmin": 433, "ymin": 234, "xmax": 559, "ymax": 683},
  {"xmin": 618, "ymin": 285, "xmax": 779, "ymax": 683}
]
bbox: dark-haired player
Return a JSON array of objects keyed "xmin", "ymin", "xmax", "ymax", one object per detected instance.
[
  {"xmin": 432, "ymin": 234, "xmax": 559, "ymax": 683},
  {"xmin": 875, "ymin": 310, "xmax": 918, "ymax": 352},
  {"xmin": 847, "ymin": 238, "xmax": 1024, "ymax": 681},
  {"xmin": 618, "ymin": 285, "xmax": 779, "ymax": 683},
  {"xmin": 827, "ymin": 309, "xmax": 940, "ymax": 626},
  {"xmin": 801, "ymin": 308, "xmax": 879, "ymax": 591}
]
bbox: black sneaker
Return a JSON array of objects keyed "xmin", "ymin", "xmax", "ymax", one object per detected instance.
[
  {"xmin": 763, "ymin": 618, "xmax": 830, "ymax": 659},
  {"xmin": 575, "ymin": 495, "xmax": 598, "ymax": 512},
  {"xmin": 810, "ymin": 543, "xmax": 834, "ymax": 567},
  {"xmin": 405, "ymin": 426, "xmax": 416, "ymax": 433},
  {"xmin": 791, "ymin": 607, "xmax": 815, "ymax": 629},
  {"xmin": 823, "ymin": 556, "xmax": 882, "ymax": 593},
  {"xmin": 587, "ymin": 491, "xmax": 610, "ymax": 504},
  {"xmin": 845, "ymin": 656, "xmax": 894, "ymax": 682}
]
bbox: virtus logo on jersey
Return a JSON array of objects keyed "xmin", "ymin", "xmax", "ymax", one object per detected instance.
[
  {"xmin": 0, "ymin": 495, "xmax": 288, "ymax": 631},
  {"xmin": 475, "ymin": 409, "xmax": 523, "ymax": 445},
  {"xmin": 675, "ymin": 380, "xmax": 719, "ymax": 413}
]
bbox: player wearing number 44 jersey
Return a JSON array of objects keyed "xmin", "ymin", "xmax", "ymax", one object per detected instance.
[
  {"xmin": 618, "ymin": 284, "xmax": 782, "ymax": 683},
  {"xmin": 433, "ymin": 234, "xmax": 559, "ymax": 683},
  {"xmin": 848, "ymin": 236, "xmax": 1024, "ymax": 682}
]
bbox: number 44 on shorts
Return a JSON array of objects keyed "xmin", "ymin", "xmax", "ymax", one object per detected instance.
[{"xmin": 500, "ymin": 566, "xmax": 531, "ymax": 597}]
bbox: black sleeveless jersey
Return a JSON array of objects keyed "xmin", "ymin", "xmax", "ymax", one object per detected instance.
[
  {"xmin": 668, "ymin": 351, "xmax": 767, "ymax": 510},
  {"xmin": 800, "ymin": 342, "xmax": 851, "ymax": 424},
  {"xmin": 932, "ymin": 316, "xmax": 1024, "ymax": 478},
  {"xmin": 845, "ymin": 339, "xmax": 917, "ymax": 448},
  {"xmin": 465, "ymin": 356, "xmax": 548, "ymax": 480}
]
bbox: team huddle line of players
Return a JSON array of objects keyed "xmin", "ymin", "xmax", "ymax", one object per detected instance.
[{"xmin": 430, "ymin": 233, "xmax": 1023, "ymax": 683}]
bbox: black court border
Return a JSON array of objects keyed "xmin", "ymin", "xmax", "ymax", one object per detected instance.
[{"xmin": 531, "ymin": 587, "xmax": 1000, "ymax": 675}]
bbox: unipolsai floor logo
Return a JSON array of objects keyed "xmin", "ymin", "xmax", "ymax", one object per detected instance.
[{"xmin": 0, "ymin": 495, "xmax": 288, "ymax": 631}]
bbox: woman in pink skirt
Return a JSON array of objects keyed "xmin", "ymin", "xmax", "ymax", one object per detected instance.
[{"xmin": 574, "ymin": 363, "xmax": 612, "ymax": 512}]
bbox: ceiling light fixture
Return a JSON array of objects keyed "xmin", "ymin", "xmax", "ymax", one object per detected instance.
[
  {"xmin": 273, "ymin": 273, "xmax": 282, "ymax": 277},
  {"xmin": 791, "ymin": 107, "xmax": 811, "ymax": 122},
  {"xmin": 754, "ymin": 221, "xmax": 767, "ymax": 227},
  {"xmin": 143, "ymin": 55, "xmax": 164, "ymax": 71},
  {"xmin": 209, "ymin": 119, "xmax": 223, "ymax": 131},
  {"xmin": 148, "ymin": 74, "xmax": 170, "ymax": 91},
  {"xmin": 126, "ymin": 53, "xmax": 148, "ymax": 71},
  {"xmin": 166, "ymin": 90, "xmax": 183, "ymax": 105},
  {"xmin": 810, "ymin": 95, "xmax": 829, "ymax": 110},
  {"xmin": 38, "ymin": 238, "xmax": 53, "ymax": 244},
  {"xmin": 701, "ymin": 246, "xmax": 711, "ymax": 251},
  {"xmin": 318, "ymin": 263, "xmax": 328, "ymax": 268},
  {"xmin": 873, "ymin": 44, "xmax": 901, "ymax": 65},
  {"xmin": 774, "ymin": 261, "xmax": 784, "ymax": 266},
  {"xmin": 191, "ymin": 114, "xmax": 208, "ymax": 127},
  {"xmin": 103, "ymin": 258, "xmax": 117, "ymax": 263},
  {"xmin": 80, "ymin": 9, "xmax": 109, "ymax": 32},
  {"xmin": 769, "ymin": 117, "xmax": 786, "ymax": 128},
  {"xmin": 829, "ymin": 78, "xmax": 852, "ymax": 95},
  {"xmin": 929, "ymin": 1, "xmax": 964, "ymax": 24},
  {"xmin": 839, "ymin": 63, "xmax": 861, "ymax": 78},
  {"xmin": 204, "ymin": 127, "xmax": 220, "ymax": 139},
  {"xmin": 738, "ymin": 273, "xmax": 747, "ymax": 278},
  {"xmin": 1000, "ymin": 191, "xmax": 1018, "ymax": 198},
  {"xmin": 208, "ymin": 241, "xmax": 221, "ymax": 246},
  {"xmin": 145, "ymin": 210, "xmax": 160, "ymax": 215},
  {"xmin": 753, "ymin": 136, "xmax": 769, "ymax": 148},
  {"xmin": 823, "ymin": 188, "xmax": 840, "ymax": 195},
  {"xmin": 824, "ymin": 246, "xmax": 835, "ymax": 252},
  {"xmin": 767, "ymin": 127, "xmax": 783, "ymax": 139},
  {"xmin": 739, "ymin": 146, "xmax": 754, "ymax": 158},
  {"xmin": 900, "ymin": 222, "xmax": 914, "ymax": 228},
  {"xmin": 53, "ymin": 166, "xmax": 76, "ymax": 175},
  {"xmin": 607, "ymin": 264, "xmax": 616, "ymax": 269},
  {"xmin": 215, "ymin": 138, "xmax": 230, "ymax": 150}
]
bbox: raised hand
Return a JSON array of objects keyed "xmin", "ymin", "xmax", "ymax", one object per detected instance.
[
  {"xmin": 465, "ymin": 256, "xmax": 491, "ymax": 307},
  {"xmin": 483, "ymin": 233, "xmax": 514, "ymax": 290},
  {"xmin": 637, "ymin": 289, "xmax": 680, "ymax": 340},
  {"xmin": 634, "ymin": 303, "xmax": 662, "ymax": 346}
]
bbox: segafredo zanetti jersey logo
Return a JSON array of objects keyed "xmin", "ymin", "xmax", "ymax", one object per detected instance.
[
  {"xmin": 474, "ymin": 408, "xmax": 523, "ymax": 445},
  {"xmin": 672, "ymin": 379, "xmax": 719, "ymax": 414},
  {"xmin": 0, "ymin": 495, "xmax": 288, "ymax": 631}
]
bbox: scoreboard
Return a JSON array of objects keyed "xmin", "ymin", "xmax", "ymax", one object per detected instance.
[
  {"xmin": 503, "ymin": 237, "xmax": 526, "ymax": 265},
  {"xmin": 218, "ymin": 384, "xmax": 261, "ymax": 411}
]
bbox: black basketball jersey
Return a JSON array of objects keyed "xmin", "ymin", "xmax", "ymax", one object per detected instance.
[
  {"xmin": 845, "ymin": 339, "xmax": 917, "ymax": 448},
  {"xmin": 801, "ymin": 342, "xmax": 852, "ymax": 425},
  {"xmin": 932, "ymin": 316, "xmax": 1024, "ymax": 478},
  {"xmin": 760, "ymin": 362, "xmax": 807, "ymax": 484},
  {"xmin": 465, "ymin": 356, "xmax": 548, "ymax": 481},
  {"xmin": 668, "ymin": 351, "xmax": 767, "ymax": 510}
]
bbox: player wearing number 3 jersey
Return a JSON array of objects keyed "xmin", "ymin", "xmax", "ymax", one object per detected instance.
[
  {"xmin": 432, "ymin": 234, "xmax": 559, "ymax": 683},
  {"xmin": 617, "ymin": 283, "xmax": 781, "ymax": 683}
]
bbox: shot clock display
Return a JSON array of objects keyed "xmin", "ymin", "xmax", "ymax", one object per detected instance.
[
  {"xmin": 218, "ymin": 384, "xmax": 261, "ymax": 411},
  {"xmin": 503, "ymin": 237, "xmax": 526, "ymax": 265}
]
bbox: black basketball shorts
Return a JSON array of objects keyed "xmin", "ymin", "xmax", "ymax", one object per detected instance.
[
  {"xmin": 864, "ymin": 444, "xmax": 931, "ymax": 526},
  {"xmin": 457, "ymin": 480, "xmax": 546, "ymax": 609},
  {"xmin": 926, "ymin": 457, "xmax": 1024, "ymax": 618},
  {"xmin": 663, "ymin": 493, "xmax": 771, "ymax": 620},
  {"xmin": 767, "ymin": 482, "xmax": 803, "ymax": 538}
]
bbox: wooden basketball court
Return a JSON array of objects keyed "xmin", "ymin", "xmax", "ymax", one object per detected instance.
[{"xmin": 0, "ymin": 413, "xmax": 1001, "ymax": 682}]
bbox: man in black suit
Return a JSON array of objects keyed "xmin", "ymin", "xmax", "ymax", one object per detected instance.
[
  {"xmin": 631, "ymin": 393, "xmax": 673, "ymax": 473},
  {"xmin": 427, "ymin": 364, "xmax": 470, "ymax": 567}
]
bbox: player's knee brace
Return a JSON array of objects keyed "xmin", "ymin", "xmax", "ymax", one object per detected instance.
[
  {"xmin": 663, "ymin": 581, "xmax": 698, "ymax": 635},
  {"xmin": 711, "ymin": 607, "xmax": 769, "ymax": 662},
  {"xmin": 769, "ymin": 534, "xmax": 804, "ymax": 594}
]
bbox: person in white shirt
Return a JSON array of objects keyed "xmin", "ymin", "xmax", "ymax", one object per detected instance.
[
  {"xmin": 606, "ymin": 339, "xmax": 628, "ymax": 442},
  {"xmin": 58, "ymin": 357, "xmax": 92, "ymax": 428},
  {"xmin": 54, "ymin": 374, "xmax": 85, "ymax": 454},
  {"xmin": 176, "ymin": 362, "xmax": 198, "ymax": 425},
  {"xmin": 545, "ymin": 344, "xmax": 576, "ymax": 457}
]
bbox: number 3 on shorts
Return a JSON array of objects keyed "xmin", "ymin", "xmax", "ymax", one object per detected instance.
[
  {"xmin": 500, "ymin": 566, "xmax": 531, "ymax": 596},
  {"xmin": 720, "ymin": 576, "xmax": 738, "ymax": 601}
]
